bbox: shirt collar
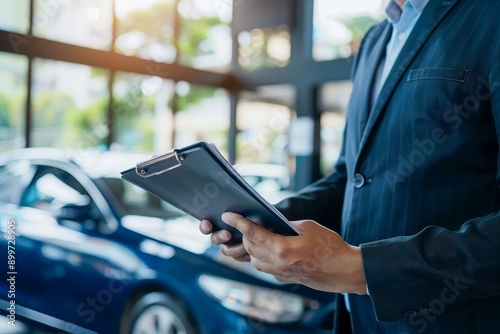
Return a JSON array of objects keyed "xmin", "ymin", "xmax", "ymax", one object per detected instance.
[{"xmin": 386, "ymin": 0, "xmax": 430, "ymax": 23}]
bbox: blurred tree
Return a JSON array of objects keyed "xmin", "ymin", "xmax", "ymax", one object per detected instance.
[
  {"xmin": 115, "ymin": 2, "xmax": 175, "ymax": 57},
  {"xmin": 343, "ymin": 16, "xmax": 380, "ymax": 41},
  {"xmin": 343, "ymin": 16, "xmax": 380, "ymax": 55},
  {"xmin": 1, "ymin": 2, "xmax": 232, "ymax": 152},
  {"xmin": 33, "ymin": 91, "xmax": 76, "ymax": 127},
  {"xmin": 175, "ymin": 84, "xmax": 216, "ymax": 112},
  {"xmin": 0, "ymin": 94, "xmax": 11, "ymax": 127},
  {"xmin": 178, "ymin": 15, "xmax": 224, "ymax": 65},
  {"xmin": 64, "ymin": 98, "xmax": 108, "ymax": 148},
  {"xmin": 238, "ymin": 27, "xmax": 290, "ymax": 72},
  {"xmin": 115, "ymin": 0, "xmax": 223, "ymax": 110},
  {"xmin": 112, "ymin": 76, "xmax": 159, "ymax": 152},
  {"xmin": 0, "ymin": 93, "xmax": 17, "ymax": 150}
]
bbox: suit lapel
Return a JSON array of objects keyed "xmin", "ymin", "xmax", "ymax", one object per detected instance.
[
  {"xmin": 355, "ymin": 0, "xmax": 460, "ymax": 164},
  {"xmin": 357, "ymin": 23, "xmax": 393, "ymax": 141}
]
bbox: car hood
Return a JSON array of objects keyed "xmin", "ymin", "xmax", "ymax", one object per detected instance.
[
  {"xmin": 0, "ymin": 204, "xmax": 153, "ymax": 279},
  {"xmin": 122, "ymin": 214, "xmax": 285, "ymax": 285}
]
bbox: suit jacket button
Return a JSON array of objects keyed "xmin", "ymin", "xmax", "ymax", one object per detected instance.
[{"xmin": 353, "ymin": 173, "xmax": 366, "ymax": 188}]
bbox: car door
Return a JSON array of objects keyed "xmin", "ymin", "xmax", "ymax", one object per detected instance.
[
  {"xmin": 0, "ymin": 160, "xmax": 40, "ymax": 309},
  {"xmin": 1, "ymin": 161, "xmax": 126, "ymax": 329}
]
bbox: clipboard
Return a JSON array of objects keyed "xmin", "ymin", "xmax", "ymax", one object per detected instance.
[{"xmin": 121, "ymin": 141, "xmax": 299, "ymax": 243}]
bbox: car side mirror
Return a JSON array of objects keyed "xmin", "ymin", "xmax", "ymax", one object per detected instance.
[{"xmin": 57, "ymin": 203, "xmax": 95, "ymax": 221}]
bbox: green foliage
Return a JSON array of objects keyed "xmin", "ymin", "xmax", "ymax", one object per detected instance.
[
  {"xmin": 176, "ymin": 85, "xmax": 217, "ymax": 112},
  {"xmin": 32, "ymin": 91, "xmax": 77, "ymax": 127},
  {"xmin": 113, "ymin": 89, "xmax": 144, "ymax": 128},
  {"xmin": 90, "ymin": 67, "xmax": 109, "ymax": 79},
  {"xmin": 116, "ymin": 0, "xmax": 224, "ymax": 111},
  {"xmin": 343, "ymin": 16, "xmax": 380, "ymax": 42},
  {"xmin": 0, "ymin": 92, "xmax": 24, "ymax": 151},
  {"xmin": 112, "ymin": 81, "xmax": 158, "ymax": 152},
  {"xmin": 116, "ymin": 2, "xmax": 175, "ymax": 45},
  {"xmin": 8, "ymin": 94, "xmax": 25, "ymax": 126},
  {"xmin": 2, "ymin": 1, "xmax": 230, "ymax": 152},
  {"xmin": 179, "ymin": 15, "xmax": 224, "ymax": 65},
  {"xmin": 0, "ymin": 94, "xmax": 12, "ymax": 127},
  {"xmin": 64, "ymin": 98, "xmax": 107, "ymax": 148}
]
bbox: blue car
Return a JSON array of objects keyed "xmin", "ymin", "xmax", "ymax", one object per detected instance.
[{"xmin": 0, "ymin": 148, "xmax": 336, "ymax": 334}]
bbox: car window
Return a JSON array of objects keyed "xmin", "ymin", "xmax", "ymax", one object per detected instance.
[
  {"xmin": 21, "ymin": 166, "xmax": 103, "ymax": 225},
  {"xmin": 0, "ymin": 160, "xmax": 35, "ymax": 205}
]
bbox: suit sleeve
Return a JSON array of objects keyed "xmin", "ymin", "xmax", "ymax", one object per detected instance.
[
  {"xmin": 274, "ymin": 148, "xmax": 347, "ymax": 232},
  {"xmin": 360, "ymin": 38, "xmax": 500, "ymax": 323},
  {"xmin": 361, "ymin": 213, "xmax": 500, "ymax": 322}
]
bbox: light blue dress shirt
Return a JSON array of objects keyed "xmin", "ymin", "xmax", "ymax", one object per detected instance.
[{"xmin": 371, "ymin": 0, "xmax": 430, "ymax": 106}]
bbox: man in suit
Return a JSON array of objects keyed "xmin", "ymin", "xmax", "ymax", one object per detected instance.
[{"xmin": 201, "ymin": 0, "xmax": 500, "ymax": 332}]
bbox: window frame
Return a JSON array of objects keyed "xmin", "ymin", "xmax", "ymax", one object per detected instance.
[
  {"xmin": 26, "ymin": 159, "xmax": 119, "ymax": 234},
  {"xmin": 0, "ymin": 0, "xmax": 240, "ymax": 157},
  {"xmin": 0, "ymin": 0, "xmax": 358, "ymax": 189}
]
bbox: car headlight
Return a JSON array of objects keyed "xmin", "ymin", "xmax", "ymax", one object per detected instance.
[{"xmin": 198, "ymin": 274, "xmax": 305, "ymax": 324}]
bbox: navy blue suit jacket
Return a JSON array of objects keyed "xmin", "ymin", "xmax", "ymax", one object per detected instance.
[{"xmin": 277, "ymin": 0, "xmax": 500, "ymax": 332}]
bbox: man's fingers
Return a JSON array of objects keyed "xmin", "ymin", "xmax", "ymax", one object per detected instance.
[
  {"xmin": 234, "ymin": 254, "xmax": 251, "ymax": 262},
  {"xmin": 273, "ymin": 274, "xmax": 300, "ymax": 284},
  {"xmin": 210, "ymin": 229, "xmax": 233, "ymax": 245},
  {"xmin": 221, "ymin": 212, "xmax": 272, "ymax": 244},
  {"xmin": 199, "ymin": 219, "xmax": 213, "ymax": 235},
  {"xmin": 200, "ymin": 219, "xmax": 235, "ymax": 246},
  {"xmin": 289, "ymin": 219, "xmax": 328, "ymax": 235},
  {"xmin": 201, "ymin": 218, "xmax": 250, "ymax": 262},
  {"xmin": 221, "ymin": 244, "xmax": 249, "ymax": 261}
]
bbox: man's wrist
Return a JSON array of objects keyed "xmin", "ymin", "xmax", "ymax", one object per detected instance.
[{"xmin": 347, "ymin": 246, "xmax": 368, "ymax": 295}]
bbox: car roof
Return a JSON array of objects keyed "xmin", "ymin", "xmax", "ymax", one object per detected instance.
[{"xmin": 0, "ymin": 148, "xmax": 153, "ymax": 179}]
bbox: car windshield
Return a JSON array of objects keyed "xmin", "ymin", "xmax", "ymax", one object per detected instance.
[{"xmin": 101, "ymin": 177, "xmax": 185, "ymax": 219}]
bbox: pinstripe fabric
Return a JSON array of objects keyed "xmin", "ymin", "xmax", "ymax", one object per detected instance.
[{"xmin": 277, "ymin": 0, "xmax": 500, "ymax": 332}]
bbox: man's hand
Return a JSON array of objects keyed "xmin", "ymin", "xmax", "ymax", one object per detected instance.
[
  {"xmin": 199, "ymin": 219, "xmax": 250, "ymax": 262},
  {"xmin": 221, "ymin": 212, "xmax": 367, "ymax": 295}
]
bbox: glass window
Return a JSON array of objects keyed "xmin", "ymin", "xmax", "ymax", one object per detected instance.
[
  {"xmin": 0, "ymin": 52, "xmax": 28, "ymax": 152},
  {"xmin": 112, "ymin": 72, "xmax": 175, "ymax": 153},
  {"xmin": 31, "ymin": 59, "xmax": 109, "ymax": 149},
  {"xmin": 0, "ymin": 0, "xmax": 30, "ymax": 34},
  {"xmin": 0, "ymin": 161, "xmax": 35, "ymax": 205},
  {"xmin": 178, "ymin": 0, "xmax": 232, "ymax": 72},
  {"xmin": 20, "ymin": 165, "xmax": 103, "ymax": 225},
  {"xmin": 21, "ymin": 167, "xmax": 89, "ymax": 211},
  {"xmin": 313, "ymin": 0, "xmax": 385, "ymax": 61},
  {"xmin": 238, "ymin": 25, "xmax": 291, "ymax": 72},
  {"xmin": 174, "ymin": 83, "xmax": 229, "ymax": 157},
  {"xmin": 33, "ymin": 0, "xmax": 113, "ymax": 50},
  {"xmin": 115, "ymin": 0, "xmax": 176, "ymax": 62},
  {"xmin": 319, "ymin": 81, "xmax": 351, "ymax": 175},
  {"xmin": 236, "ymin": 100, "xmax": 291, "ymax": 164}
]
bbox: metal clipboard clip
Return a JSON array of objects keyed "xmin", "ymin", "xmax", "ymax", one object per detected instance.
[{"xmin": 135, "ymin": 149, "xmax": 184, "ymax": 178}]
